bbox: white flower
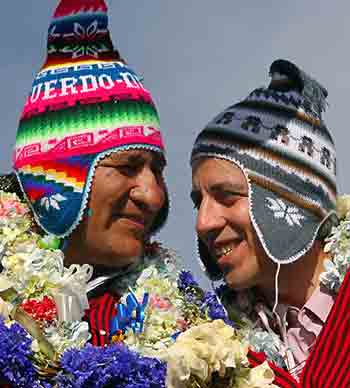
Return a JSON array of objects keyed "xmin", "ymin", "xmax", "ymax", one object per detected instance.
[
  {"xmin": 0, "ymin": 297, "xmax": 11, "ymax": 319},
  {"xmin": 165, "ymin": 320, "xmax": 250, "ymax": 388},
  {"xmin": 336, "ymin": 195, "xmax": 350, "ymax": 220},
  {"xmin": 237, "ymin": 361, "xmax": 277, "ymax": 388},
  {"xmin": 45, "ymin": 321, "xmax": 90, "ymax": 355},
  {"xmin": 320, "ymin": 210, "xmax": 350, "ymax": 292}
]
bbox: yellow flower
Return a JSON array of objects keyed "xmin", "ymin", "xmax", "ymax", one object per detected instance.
[{"xmin": 336, "ymin": 195, "xmax": 350, "ymax": 220}]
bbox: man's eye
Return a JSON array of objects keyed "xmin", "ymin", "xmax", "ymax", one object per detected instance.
[
  {"xmin": 218, "ymin": 190, "xmax": 234, "ymax": 199},
  {"xmin": 216, "ymin": 191, "xmax": 245, "ymax": 204},
  {"xmin": 117, "ymin": 165, "xmax": 137, "ymax": 175}
]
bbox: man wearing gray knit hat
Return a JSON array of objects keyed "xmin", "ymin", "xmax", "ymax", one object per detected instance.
[{"xmin": 191, "ymin": 59, "xmax": 350, "ymax": 386}]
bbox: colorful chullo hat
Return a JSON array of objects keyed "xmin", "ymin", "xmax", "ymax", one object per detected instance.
[
  {"xmin": 13, "ymin": 0, "xmax": 167, "ymax": 237},
  {"xmin": 192, "ymin": 59, "xmax": 337, "ymax": 280}
]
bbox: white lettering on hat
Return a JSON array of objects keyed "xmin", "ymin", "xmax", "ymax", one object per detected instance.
[
  {"xmin": 44, "ymin": 80, "xmax": 58, "ymax": 99},
  {"xmin": 98, "ymin": 74, "xmax": 114, "ymax": 90},
  {"xmin": 30, "ymin": 83, "xmax": 43, "ymax": 103},
  {"xmin": 120, "ymin": 72, "xmax": 144, "ymax": 89},
  {"xmin": 61, "ymin": 77, "xmax": 78, "ymax": 96},
  {"xmin": 30, "ymin": 69, "xmax": 149, "ymax": 103},
  {"xmin": 80, "ymin": 75, "xmax": 99, "ymax": 93}
]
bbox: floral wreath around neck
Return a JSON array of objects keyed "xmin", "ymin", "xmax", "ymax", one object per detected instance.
[{"xmin": 0, "ymin": 190, "xmax": 279, "ymax": 388}]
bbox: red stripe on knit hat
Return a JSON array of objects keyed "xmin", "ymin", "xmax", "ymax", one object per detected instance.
[{"xmin": 53, "ymin": 0, "xmax": 108, "ymax": 18}]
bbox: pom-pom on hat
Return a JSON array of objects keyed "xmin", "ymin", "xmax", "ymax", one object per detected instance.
[
  {"xmin": 13, "ymin": 0, "xmax": 167, "ymax": 237},
  {"xmin": 192, "ymin": 59, "xmax": 337, "ymax": 279}
]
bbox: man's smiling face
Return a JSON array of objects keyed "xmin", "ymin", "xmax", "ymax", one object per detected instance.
[{"xmin": 192, "ymin": 157, "xmax": 275, "ymax": 290}]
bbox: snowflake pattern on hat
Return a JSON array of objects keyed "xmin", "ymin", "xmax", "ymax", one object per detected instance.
[{"xmin": 266, "ymin": 198, "xmax": 305, "ymax": 227}]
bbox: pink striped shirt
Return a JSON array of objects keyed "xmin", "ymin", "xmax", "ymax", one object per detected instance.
[{"xmin": 275, "ymin": 286, "xmax": 336, "ymax": 378}]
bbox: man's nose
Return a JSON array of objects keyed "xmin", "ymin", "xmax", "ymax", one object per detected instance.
[
  {"xmin": 196, "ymin": 197, "xmax": 226, "ymax": 238},
  {"xmin": 132, "ymin": 168, "xmax": 165, "ymax": 212}
]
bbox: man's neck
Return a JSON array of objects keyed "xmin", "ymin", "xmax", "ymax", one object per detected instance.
[{"xmin": 259, "ymin": 241, "xmax": 329, "ymax": 308}]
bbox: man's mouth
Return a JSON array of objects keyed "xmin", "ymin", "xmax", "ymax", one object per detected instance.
[
  {"xmin": 113, "ymin": 213, "xmax": 152, "ymax": 231},
  {"xmin": 121, "ymin": 215, "xmax": 146, "ymax": 227},
  {"xmin": 214, "ymin": 245, "xmax": 234, "ymax": 258},
  {"xmin": 212, "ymin": 238, "xmax": 243, "ymax": 260}
]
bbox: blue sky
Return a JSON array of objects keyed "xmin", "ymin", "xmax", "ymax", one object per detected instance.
[{"xmin": 1, "ymin": 1, "xmax": 350, "ymax": 284}]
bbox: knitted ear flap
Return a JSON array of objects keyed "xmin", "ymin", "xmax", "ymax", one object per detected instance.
[{"xmin": 197, "ymin": 238, "xmax": 223, "ymax": 281}]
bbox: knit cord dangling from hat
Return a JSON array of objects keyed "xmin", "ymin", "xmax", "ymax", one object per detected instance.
[{"xmin": 13, "ymin": 0, "xmax": 167, "ymax": 237}]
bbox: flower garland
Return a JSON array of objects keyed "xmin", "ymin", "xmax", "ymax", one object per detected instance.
[
  {"xmin": 215, "ymin": 195, "xmax": 350, "ymax": 369},
  {"xmin": 320, "ymin": 195, "xmax": 350, "ymax": 292},
  {"xmin": 0, "ymin": 190, "xmax": 278, "ymax": 388}
]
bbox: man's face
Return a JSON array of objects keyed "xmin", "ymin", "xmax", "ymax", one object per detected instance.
[
  {"xmin": 70, "ymin": 149, "xmax": 166, "ymax": 268},
  {"xmin": 192, "ymin": 157, "xmax": 275, "ymax": 290}
]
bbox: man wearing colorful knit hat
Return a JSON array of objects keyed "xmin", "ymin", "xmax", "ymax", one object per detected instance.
[
  {"xmin": 191, "ymin": 59, "xmax": 350, "ymax": 387},
  {"xmin": 11, "ymin": 0, "xmax": 169, "ymax": 346}
]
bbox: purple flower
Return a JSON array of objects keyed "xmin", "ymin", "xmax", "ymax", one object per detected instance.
[
  {"xmin": 0, "ymin": 319, "xmax": 44, "ymax": 388},
  {"xmin": 177, "ymin": 271, "xmax": 199, "ymax": 291},
  {"xmin": 202, "ymin": 291, "xmax": 228, "ymax": 321},
  {"xmin": 55, "ymin": 343, "xmax": 166, "ymax": 388}
]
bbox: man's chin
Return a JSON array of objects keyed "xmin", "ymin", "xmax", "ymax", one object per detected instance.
[
  {"xmin": 92, "ymin": 254, "xmax": 141, "ymax": 269},
  {"xmin": 91, "ymin": 243, "xmax": 144, "ymax": 268},
  {"xmin": 224, "ymin": 273, "xmax": 256, "ymax": 291}
]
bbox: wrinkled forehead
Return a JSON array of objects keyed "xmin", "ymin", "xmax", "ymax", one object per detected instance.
[
  {"xmin": 99, "ymin": 149, "xmax": 166, "ymax": 166},
  {"xmin": 191, "ymin": 155, "xmax": 248, "ymax": 189}
]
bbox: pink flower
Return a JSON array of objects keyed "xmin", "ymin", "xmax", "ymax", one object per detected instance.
[
  {"xmin": 149, "ymin": 295, "xmax": 172, "ymax": 310},
  {"xmin": 0, "ymin": 199, "xmax": 27, "ymax": 217},
  {"xmin": 176, "ymin": 318, "xmax": 189, "ymax": 331}
]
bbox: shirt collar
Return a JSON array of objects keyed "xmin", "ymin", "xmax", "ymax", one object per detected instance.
[
  {"xmin": 303, "ymin": 285, "xmax": 336, "ymax": 323},
  {"xmin": 275, "ymin": 285, "xmax": 336, "ymax": 324}
]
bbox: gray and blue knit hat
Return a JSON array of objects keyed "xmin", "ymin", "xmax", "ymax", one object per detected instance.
[{"xmin": 192, "ymin": 59, "xmax": 337, "ymax": 279}]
